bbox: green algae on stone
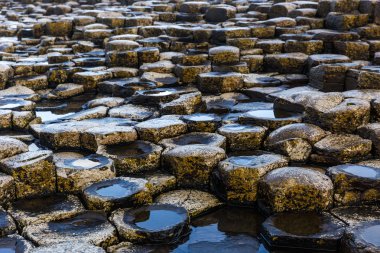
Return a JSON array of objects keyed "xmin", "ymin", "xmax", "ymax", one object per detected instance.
[
  {"xmin": 163, "ymin": 144, "xmax": 226, "ymax": 189},
  {"xmin": 0, "ymin": 150, "xmax": 55, "ymax": 199},
  {"xmin": 212, "ymin": 154, "xmax": 288, "ymax": 205},
  {"xmin": 258, "ymin": 167, "xmax": 333, "ymax": 213}
]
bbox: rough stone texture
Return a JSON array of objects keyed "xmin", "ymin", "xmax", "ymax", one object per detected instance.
[
  {"xmin": 82, "ymin": 177, "xmax": 152, "ymax": 212},
  {"xmin": 0, "ymin": 151, "xmax": 56, "ymax": 199},
  {"xmin": 0, "ymin": 137, "xmax": 28, "ymax": 160},
  {"xmin": 311, "ymin": 134, "xmax": 372, "ymax": 164},
  {"xmin": 55, "ymin": 154, "xmax": 115, "ymax": 193},
  {"xmin": 135, "ymin": 118, "xmax": 187, "ymax": 143},
  {"xmin": 212, "ymin": 154, "xmax": 288, "ymax": 205},
  {"xmin": 327, "ymin": 164, "xmax": 380, "ymax": 206},
  {"xmin": 163, "ymin": 144, "xmax": 226, "ymax": 188},
  {"xmin": 155, "ymin": 190, "xmax": 222, "ymax": 218},
  {"xmin": 30, "ymin": 242, "xmax": 105, "ymax": 253},
  {"xmin": 258, "ymin": 167, "xmax": 334, "ymax": 213},
  {"xmin": 9, "ymin": 194, "xmax": 85, "ymax": 228},
  {"xmin": 23, "ymin": 211, "xmax": 118, "ymax": 248}
]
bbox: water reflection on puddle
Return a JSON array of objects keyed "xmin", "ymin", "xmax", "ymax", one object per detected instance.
[
  {"xmin": 343, "ymin": 166, "xmax": 378, "ymax": 179},
  {"xmin": 36, "ymin": 111, "xmax": 75, "ymax": 123},
  {"xmin": 35, "ymin": 93, "xmax": 98, "ymax": 123},
  {"xmin": 96, "ymin": 184, "xmax": 136, "ymax": 198},
  {"xmin": 361, "ymin": 224, "xmax": 380, "ymax": 246},
  {"xmin": 246, "ymin": 110, "xmax": 296, "ymax": 119},
  {"xmin": 156, "ymin": 207, "xmax": 269, "ymax": 253},
  {"xmin": 134, "ymin": 210, "xmax": 185, "ymax": 231}
]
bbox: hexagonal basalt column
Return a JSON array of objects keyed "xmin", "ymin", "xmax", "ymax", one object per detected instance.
[
  {"xmin": 217, "ymin": 124, "xmax": 267, "ymax": 151},
  {"xmin": 258, "ymin": 167, "xmax": 333, "ymax": 213},
  {"xmin": 110, "ymin": 204, "xmax": 190, "ymax": 244},
  {"xmin": 155, "ymin": 190, "xmax": 222, "ymax": 218},
  {"xmin": 261, "ymin": 212, "xmax": 345, "ymax": 252},
  {"xmin": 163, "ymin": 144, "xmax": 226, "ymax": 189},
  {"xmin": 55, "ymin": 154, "xmax": 115, "ymax": 194},
  {"xmin": 82, "ymin": 177, "xmax": 152, "ymax": 213},
  {"xmin": 159, "ymin": 132, "xmax": 226, "ymax": 150},
  {"xmin": 98, "ymin": 141, "xmax": 162, "ymax": 175},
  {"xmin": 212, "ymin": 154, "xmax": 288, "ymax": 205},
  {"xmin": 327, "ymin": 164, "xmax": 380, "ymax": 206},
  {"xmin": 198, "ymin": 72, "xmax": 243, "ymax": 94},
  {"xmin": 9, "ymin": 194, "xmax": 85, "ymax": 228},
  {"xmin": 181, "ymin": 113, "xmax": 222, "ymax": 133},
  {"xmin": 23, "ymin": 211, "xmax": 118, "ymax": 248},
  {"xmin": 311, "ymin": 134, "xmax": 372, "ymax": 165},
  {"xmin": 135, "ymin": 118, "xmax": 187, "ymax": 143},
  {"xmin": 0, "ymin": 151, "xmax": 55, "ymax": 199}
]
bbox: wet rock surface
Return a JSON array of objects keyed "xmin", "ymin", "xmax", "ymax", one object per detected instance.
[
  {"xmin": 110, "ymin": 204, "xmax": 190, "ymax": 244},
  {"xmin": 83, "ymin": 177, "xmax": 152, "ymax": 212},
  {"xmin": 261, "ymin": 212, "xmax": 346, "ymax": 252},
  {"xmin": 0, "ymin": 0, "xmax": 379, "ymax": 251},
  {"xmin": 23, "ymin": 211, "xmax": 118, "ymax": 247}
]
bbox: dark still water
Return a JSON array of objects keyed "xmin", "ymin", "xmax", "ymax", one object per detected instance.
[{"xmin": 155, "ymin": 206, "xmax": 270, "ymax": 253}]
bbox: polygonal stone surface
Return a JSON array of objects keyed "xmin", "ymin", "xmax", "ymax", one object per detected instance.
[
  {"xmin": 327, "ymin": 164, "xmax": 380, "ymax": 206},
  {"xmin": 0, "ymin": 150, "xmax": 55, "ymax": 199},
  {"xmin": 98, "ymin": 141, "xmax": 162, "ymax": 175},
  {"xmin": 23, "ymin": 211, "xmax": 118, "ymax": 247},
  {"xmin": 135, "ymin": 118, "xmax": 187, "ymax": 143},
  {"xmin": 9, "ymin": 194, "xmax": 85, "ymax": 228},
  {"xmin": 258, "ymin": 167, "xmax": 333, "ymax": 213},
  {"xmin": 163, "ymin": 144, "xmax": 226, "ymax": 188},
  {"xmin": 30, "ymin": 242, "xmax": 105, "ymax": 253},
  {"xmin": 311, "ymin": 134, "xmax": 372, "ymax": 164},
  {"xmin": 155, "ymin": 190, "xmax": 222, "ymax": 218},
  {"xmin": 55, "ymin": 154, "xmax": 115, "ymax": 193},
  {"xmin": 212, "ymin": 154, "xmax": 288, "ymax": 205},
  {"xmin": 261, "ymin": 212, "xmax": 345, "ymax": 252},
  {"xmin": 217, "ymin": 124, "xmax": 267, "ymax": 151},
  {"xmin": 83, "ymin": 177, "xmax": 152, "ymax": 212},
  {"xmin": 110, "ymin": 204, "xmax": 190, "ymax": 244}
]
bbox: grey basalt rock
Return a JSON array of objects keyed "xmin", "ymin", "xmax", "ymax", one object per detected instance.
[
  {"xmin": 217, "ymin": 124, "xmax": 267, "ymax": 151},
  {"xmin": 265, "ymin": 123, "xmax": 327, "ymax": 162},
  {"xmin": 135, "ymin": 118, "xmax": 187, "ymax": 143},
  {"xmin": 9, "ymin": 194, "xmax": 85, "ymax": 228},
  {"xmin": 163, "ymin": 144, "xmax": 226, "ymax": 188},
  {"xmin": 0, "ymin": 137, "xmax": 28, "ymax": 160},
  {"xmin": 258, "ymin": 167, "xmax": 334, "ymax": 213},
  {"xmin": 30, "ymin": 242, "xmax": 105, "ymax": 253},
  {"xmin": 80, "ymin": 125, "xmax": 138, "ymax": 152},
  {"xmin": 212, "ymin": 154, "xmax": 288, "ymax": 205},
  {"xmin": 0, "ymin": 150, "xmax": 55, "ymax": 199},
  {"xmin": 0, "ymin": 207, "xmax": 17, "ymax": 237},
  {"xmin": 155, "ymin": 189, "xmax": 222, "ymax": 218},
  {"xmin": 55, "ymin": 153, "xmax": 115, "ymax": 193},
  {"xmin": 181, "ymin": 113, "xmax": 222, "ymax": 133},
  {"xmin": 331, "ymin": 205, "xmax": 380, "ymax": 226},
  {"xmin": 23, "ymin": 211, "xmax": 118, "ymax": 248},
  {"xmin": 110, "ymin": 204, "xmax": 190, "ymax": 244},
  {"xmin": 98, "ymin": 140, "xmax": 162, "ymax": 175},
  {"xmin": 311, "ymin": 134, "xmax": 372, "ymax": 164},
  {"xmin": 82, "ymin": 177, "xmax": 152, "ymax": 213},
  {"xmin": 239, "ymin": 109, "xmax": 303, "ymax": 130},
  {"xmin": 261, "ymin": 212, "xmax": 345, "ymax": 252},
  {"xmin": 327, "ymin": 164, "xmax": 380, "ymax": 206},
  {"xmin": 159, "ymin": 132, "xmax": 226, "ymax": 150},
  {"xmin": 0, "ymin": 234, "xmax": 34, "ymax": 253}
]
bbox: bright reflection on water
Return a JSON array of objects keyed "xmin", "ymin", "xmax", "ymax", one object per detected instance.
[
  {"xmin": 134, "ymin": 210, "xmax": 185, "ymax": 231},
  {"xmin": 36, "ymin": 111, "xmax": 75, "ymax": 123}
]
